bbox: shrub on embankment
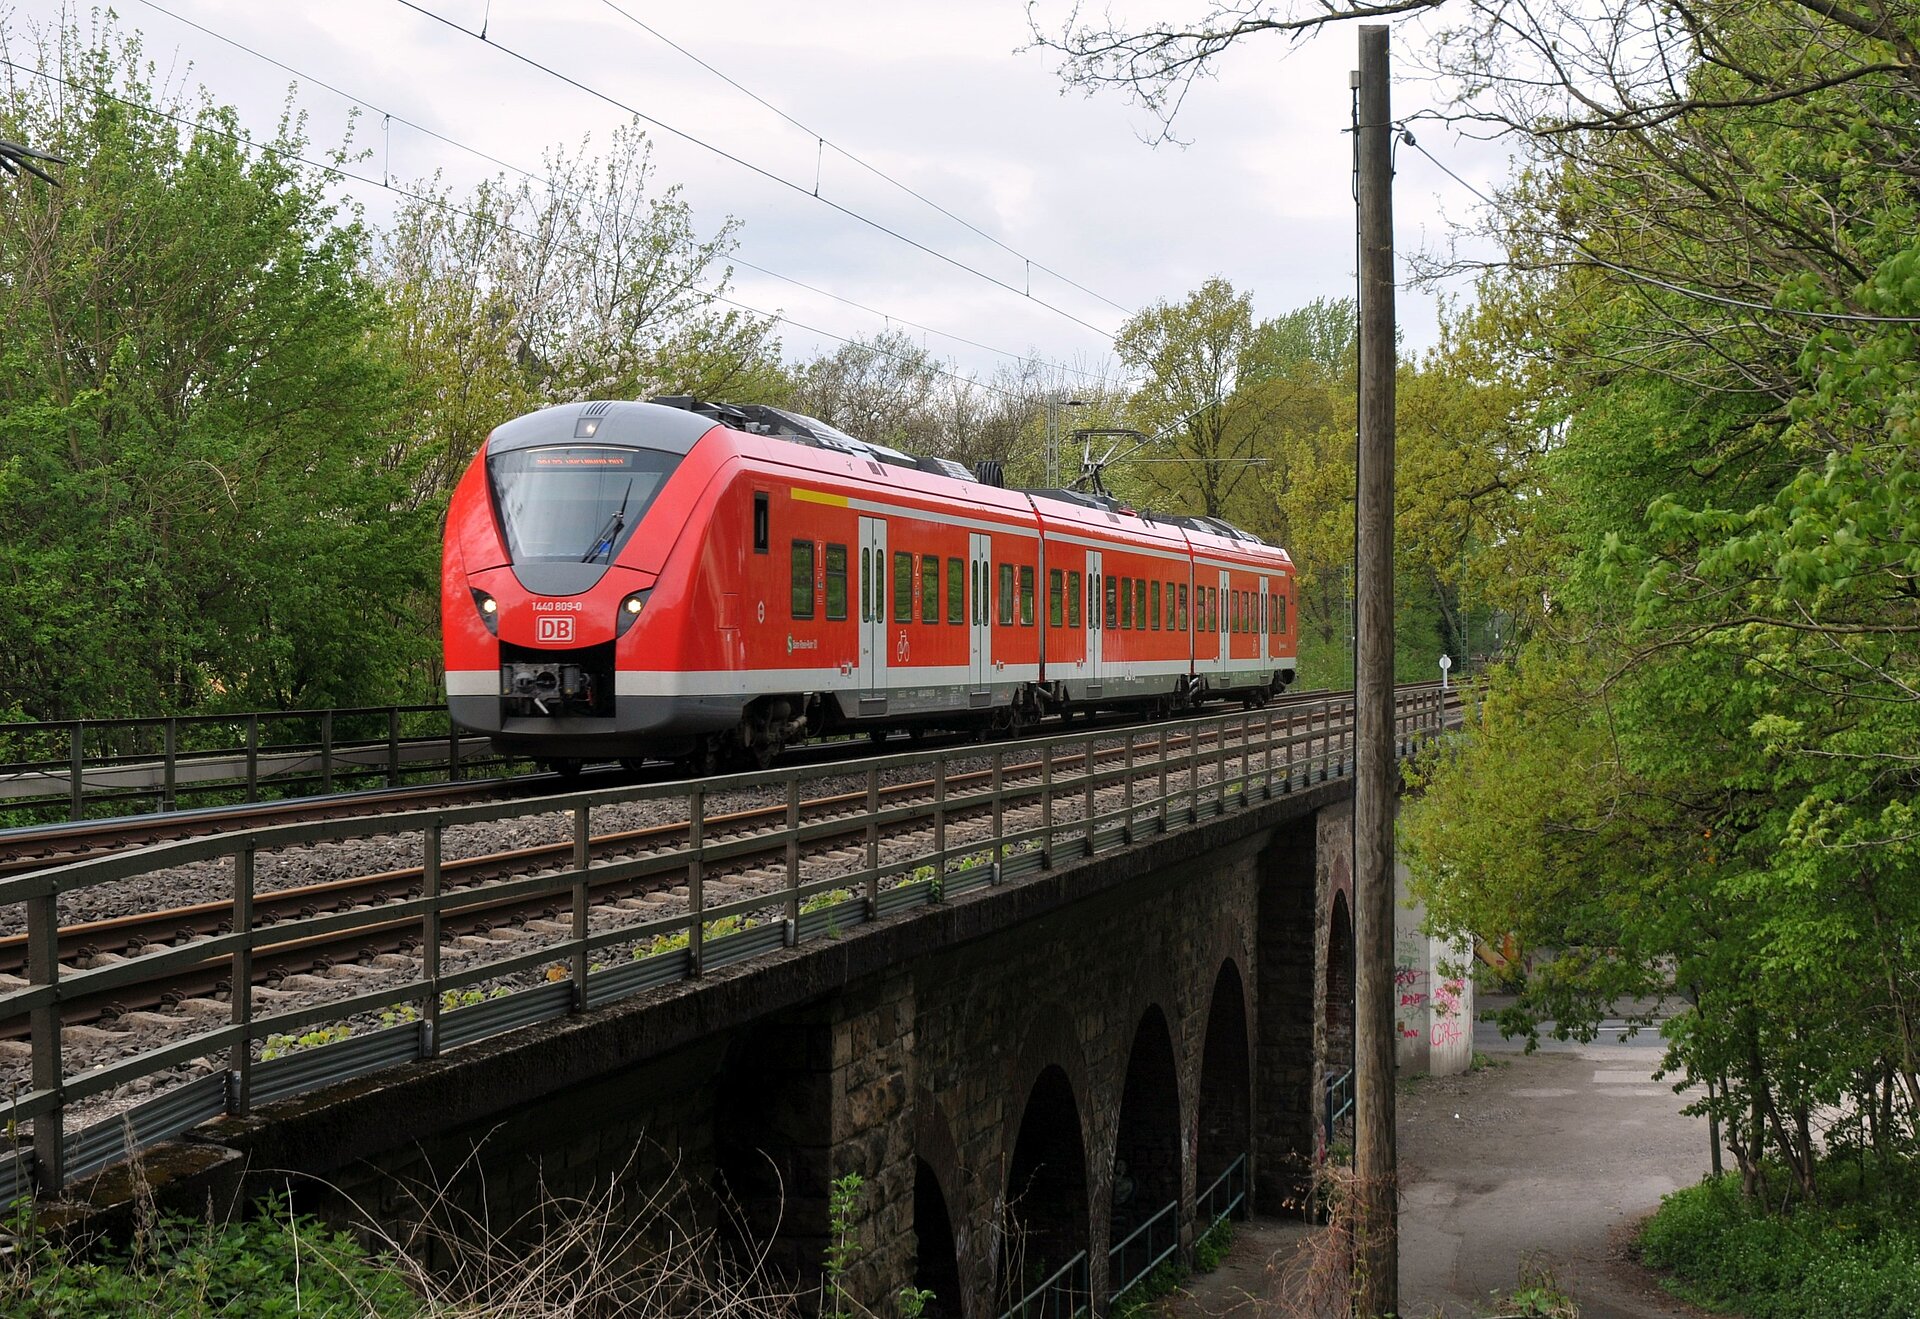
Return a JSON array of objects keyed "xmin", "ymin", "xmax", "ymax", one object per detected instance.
[
  {"xmin": 1639, "ymin": 1171, "xmax": 1920, "ymax": 1319},
  {"xmin": 3, "ymin": 1193, "xmax": 421, "ymax": 1316}
]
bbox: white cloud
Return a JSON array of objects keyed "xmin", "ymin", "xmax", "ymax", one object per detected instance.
[{"xmin": 9, "ymin": 0, "xmax": 1502, "ymax": 377}]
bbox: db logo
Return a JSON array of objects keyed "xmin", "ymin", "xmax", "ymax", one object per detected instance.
[{"xmin": 536, "ymin": 615, "xmax": 575, "ymax": 644}]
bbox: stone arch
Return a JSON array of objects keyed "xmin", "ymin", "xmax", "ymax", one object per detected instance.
[
  {"xmin": 1325, "ymin": 889, "xmax": 1355, "ymax": 1076},
  {"xmin": 914, "ymin": 1159, "xmax": 964, "ymax": 1316},
  {"xmin": 1108, "ymin": 1004, "xmax": 1184, "ymax": 1290},
  {"xmin": 914, "ymin": 1091, "xmax": 969, "ymax": 1317},
  {"xmin": 1001, "ymin": 1064, "xmax": 1091, "ymax": 1310},
  {"xmin": 1196, "ymin": 959, "xmax": 1252, "ymax": 1219}
]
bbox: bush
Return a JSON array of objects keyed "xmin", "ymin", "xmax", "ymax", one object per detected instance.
[
  {"xmin": 3, "ymin": 1193, "xmax": 419, "ymax": 1316},
  {"xmin": 1640, "ymin": 1174, "xmax": 1920, "ymax": 1319}
]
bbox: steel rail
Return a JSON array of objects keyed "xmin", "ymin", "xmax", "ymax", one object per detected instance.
[{"xmin": 0, "ymin": 685, "xmax": 1456, "ymax": 1197}]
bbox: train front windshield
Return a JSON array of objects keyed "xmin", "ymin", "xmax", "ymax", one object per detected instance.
[{"xmin": 488, "ymin": 445, "xmax": 681, "ymax": 564}]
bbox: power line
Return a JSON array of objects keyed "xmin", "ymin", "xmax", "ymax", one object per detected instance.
[
  {"xmin": 389, "ymin": 0, "xmax": 1120, "ymax": 340},
  {"xmin": 591, "ymin": 0, "xmax": 1135, "ymax": 319},
  {"xmin": 0, "ymin": 54, "xmax": 1033, "ymax": 402},
  {"xmin": 1401, "ymin": 130, "xmax": 1920, "ymax": 326},
  {"xmin": 129, "ymin": 0, "xmax": 1107, "ymax": 383}
]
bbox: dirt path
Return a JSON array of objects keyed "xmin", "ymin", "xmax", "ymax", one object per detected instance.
[{"xmin": 1163, "ymin": 1028, "xmax": 1720, "ymax": 1318}]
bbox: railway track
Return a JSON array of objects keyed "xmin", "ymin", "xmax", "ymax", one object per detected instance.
[
  {"xmin": 0, "ymin": 691, "xmax": 1342, "ymax": 879},
  {"xmin": 2, "ymin": 686, "xmax": 1454, "ymax": 1193},
  {"xmin": 0, "ymin": 715, "xmax": 1312, "ymax": 1030}
]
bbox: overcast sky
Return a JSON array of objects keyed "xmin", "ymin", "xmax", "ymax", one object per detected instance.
[{"xmin": 5, "ymin": 0, "xmax": 1508, "ymax": 385}]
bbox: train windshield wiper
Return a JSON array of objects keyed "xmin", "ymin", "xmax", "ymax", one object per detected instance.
[{"xmin": 582, "ymin": 479, "xmax": 634, "ymax": 563}]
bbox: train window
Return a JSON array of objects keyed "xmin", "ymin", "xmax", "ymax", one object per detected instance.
[
  {"xmin": 861, "ymin": 548, "xmax": 870, "ymax": 621},
  {"xmin": 998, "ymin": 564, "xmax": 1015, "ymax": 625},
  {"xmin": 1105, "ymin": 575, "xmax": 1118, "ymax": 629},
  {"xmin": 947, "ymin": 558, "xmax": 964, "ymax": 624},
  {"xmin": 1019, "ymin": 565, "xmax": 1035, "ymax": 626},
  {"xmin": 1135, "ymin": 580, "xmax": 1147, "ymax": 632},
  {"xmin": 487, "ymin": 444, "xmax": 680, "ymax": 564},
  {"xmin": 754, "ymin": 492, "xmax": 769, "ymax": 553},
  {"xmin": 1164, "ymin": 580, "xmax": 1176, "ymax": 630},
  {"xmin": 894, "ymin": 551, "xmax": 913, "ymax": 622},
  {"xmin": 1235, "ymin": 590, "xmax": 1245, "ymax": 633},
  {"xmin": 825, "ymin": 544, "xmax": 847, "ymax": 620},
  {"xmin": 1178, "ymin": 584, "xmax": 1188, "ymax": 631},
  {"xmin": 1210, "ymin": 587, "xmax": 1220, "ymax": 633},
  {"xmin": 1150, "ymin": 580, "xmax": 1161, "ymax": 631},
  {"xmin": 1090, "ymin": 573, "xmax": 1100, "ymax": 629},
  {"xmin": 973, "ymin": 562, "xmax": 983, "ymax": 625},
  {"xmin": 1067, "ymin": 570, "xmax": 1082, "ymax": 628},
  {"xmin": 1048, "ymin": 569, "xmax": 1063, "ymax": 627},
  {"xmin": 921, "ymin": 555, "xmax": 939, "ymax": 623},
  {"xmin": 790, "ymin": 540, "xmax": 815, "ymax": 618},
  {"xmin": 1119, "ymin": 575, "xmax": 1132, "ymax": 629},
  {"xmin": 1275, "ymin": 592, "xmax": 1287, "ymax": 635}
]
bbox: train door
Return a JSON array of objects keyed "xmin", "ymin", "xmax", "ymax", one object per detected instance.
[
  {"xmin": 968, "ymin": 531, "xmax": 992, "ymax": 698},
  {"xmin": 1218, "ymin": 569, "xmax": 1232, "ymax": 674},
  {"xmin": 859, "ymin": 516, "xmax": 888, "ymax": 705},
  {"xmin": 1085, "ymin": 549, "xmax": 1104, "ymax": 696},
  {"xmin": 1259, "ymin": 576, "xmax": 1271, "ymax": 667}
]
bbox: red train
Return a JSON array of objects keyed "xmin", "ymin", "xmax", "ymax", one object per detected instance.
[{"xmin": 442, "ymin": 397, "xmax": 1297, "ymax": 774}]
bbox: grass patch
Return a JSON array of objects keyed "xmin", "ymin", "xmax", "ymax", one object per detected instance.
[
  {"xmin": 1639, "ymin": 1169, "xmax": 1920, "ymax": 1318},
  {"xmin": 3, "ymin": 1192, "xmax": 420, "ymax": 1316}
]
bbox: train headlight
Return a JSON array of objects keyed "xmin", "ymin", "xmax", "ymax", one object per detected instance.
[
  {"xmin": 616, "ymin": 589, "xmax": 650, "ymax": 637},
  {"xmin": 470, "ymin": 588, "xmax": 499, "ymax": 635}
]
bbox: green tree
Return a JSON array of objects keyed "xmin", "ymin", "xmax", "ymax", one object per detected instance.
[
  {"xmin": 377, "ymin": 124, "xmax": 786, "ymax": 511},
  {"xmin": 0, "ymin": 22, "xmax": 428, "ymax": 716}
]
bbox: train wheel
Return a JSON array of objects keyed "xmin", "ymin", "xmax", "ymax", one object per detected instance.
[
  {"xmin": 619, "ymin": 757, "xmax": 649, "ymax": 774},
  {"xmin": 547, "ymin": 757, "xmax": 583, "ymax": 782},
  {"xmin": 680, "ymin": 737, "xmax": 722, "ymax": 777},
  {"xmin": 869, "ymin": 728, "xmax": 891, "ymax": 746}
]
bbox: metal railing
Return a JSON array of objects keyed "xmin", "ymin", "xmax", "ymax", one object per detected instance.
[
  {"xmin": 1109, "ymin": 1198, "xmax": 1180, "ymax": 1301},
  {"xmin": 1000, "ymin": 1249, "xmax": 1089, "ymax": 1319},
  {"xmin": 0, "ymin": 705, "xmax": 504, "ymax": 823},
  {"xmin": 1323, "ymin": 1067, "xmax": 1356, "ymax": 1153},
  {"xmin": 1, "ymin": 687, "xmax": 1454, "ymax": 1197},
  {"xmin": 1198, "ymin": 1153, "xmax": 1249, "ymax": 1228}
]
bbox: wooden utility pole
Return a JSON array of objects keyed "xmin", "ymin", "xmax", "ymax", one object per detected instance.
[{"xmin": 1352, "ymin": 23, "xmax": 1399, "ymax": 1318}]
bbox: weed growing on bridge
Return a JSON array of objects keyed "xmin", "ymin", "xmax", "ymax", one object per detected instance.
[
  {"xmin": 259, "ymin": 1022, "xmax": 354, "ymax": 1061},
  {"xmin": 823, "ymin": 1172, "xmax": 864, "ymax": 1319}
]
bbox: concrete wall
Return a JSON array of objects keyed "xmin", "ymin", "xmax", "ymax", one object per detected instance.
[{"xmin": 1392, "ymin": 857, "xmax": 1475, "ymax": 1077}]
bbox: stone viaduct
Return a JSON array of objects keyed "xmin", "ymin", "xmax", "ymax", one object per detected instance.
[{"xmin": 87, "ymin": 778, "xmax": 1362, "ymax": 1317}]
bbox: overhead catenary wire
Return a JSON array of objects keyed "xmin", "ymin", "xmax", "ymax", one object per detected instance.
[
  {"xmin": 1401, "ymin": 130, "xmax": 1920, "ymax": 326},
  {"xmin": 128, "ymin": 0, "xmax": 1110, "ymax": 384},
  {"xmin": 390, "ymin": 0, "xmax": 1121, "ymax": 341},
  {"xmin": 0, "ymin": 54, "xmax": 1037, "ymax": 402},
  {"xmin": 591, "ymin": 0, "xmax": 1135, "ymax": 319}
]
